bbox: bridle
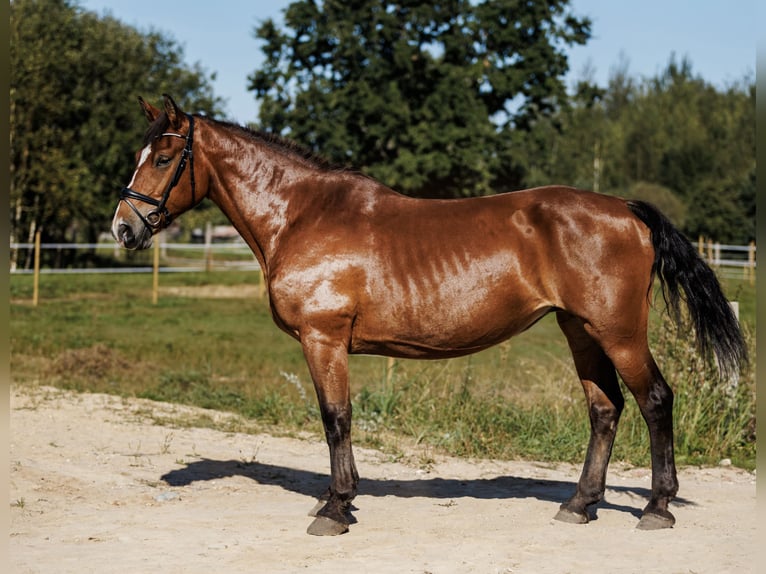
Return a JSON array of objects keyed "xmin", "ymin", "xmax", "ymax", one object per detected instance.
[{"xmin": 120, "ymin": 113, "xmax": 196, "ymax": 231}]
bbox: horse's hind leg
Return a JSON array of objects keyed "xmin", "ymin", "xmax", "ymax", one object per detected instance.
[
  {"xmin": 607, "ymin": 341, "xmax": 678, "ymax": 529},
  {"xmin": 555, "ymin": 312, "xmax": 624, "ymax": 524}
]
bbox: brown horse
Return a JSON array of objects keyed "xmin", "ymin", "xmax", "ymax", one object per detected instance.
[{"xmin": 112, "ymin": 95, "xmax": 745, "ymax": 536}]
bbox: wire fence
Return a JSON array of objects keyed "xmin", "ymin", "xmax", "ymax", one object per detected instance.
[
  {"xmin": 10, "ymin": 236, "xmax": 756, "ymax": 276},
  {"xmin": 10, "ymin": 238, "xmax": 260, "ymax": 274},
  {"xmin": 10, "ymin": 232, "xmax": 755, "ymax": 310},
  {"xmin": 695, "ymin": 237, "xmax": 756, "ymax": 281}
]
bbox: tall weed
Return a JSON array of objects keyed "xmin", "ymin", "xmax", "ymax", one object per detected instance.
[{"xmin": 648, "ymin": 312, "xmax": 756, "ymax": 467}]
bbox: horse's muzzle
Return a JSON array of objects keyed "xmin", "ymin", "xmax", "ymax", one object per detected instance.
[{"xmin": 114, "ymin": 221, "xmax": 152, "ymax": 250}]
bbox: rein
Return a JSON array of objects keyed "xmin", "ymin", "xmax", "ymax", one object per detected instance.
[{"xmin": 120, "ymin": 113, "xmax": 196, "ymax": 231}]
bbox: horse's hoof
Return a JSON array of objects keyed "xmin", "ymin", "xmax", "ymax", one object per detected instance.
[
  {"xmin": 554, "ymin": 507, "xmax": 589, "ymax": 524},
  {"xmin": 636, "ymin": 511, "xmax": 675, "ymax": 530},
  {"xmin": 307, "ymin": 515, "xmax": 349, "ymax": 536}
]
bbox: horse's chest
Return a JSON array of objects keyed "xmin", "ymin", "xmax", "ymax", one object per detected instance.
[{"xmin": 267, "ymin": 267, "xmax": 359, "ymax": 335}]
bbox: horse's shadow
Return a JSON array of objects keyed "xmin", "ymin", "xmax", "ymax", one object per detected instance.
[{"xmin": 160, "ymin": 458, "xmax": 693, "ymax": 521}]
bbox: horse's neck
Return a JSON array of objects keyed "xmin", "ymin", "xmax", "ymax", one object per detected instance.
[{"xmin": 203, "ymin": 127, "xmax": 317, "ymax": 277}]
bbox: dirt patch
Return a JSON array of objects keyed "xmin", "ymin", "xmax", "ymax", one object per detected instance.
[{"xmin": 10, "ymin": 385, "xmax": 757, "ymax": 573}]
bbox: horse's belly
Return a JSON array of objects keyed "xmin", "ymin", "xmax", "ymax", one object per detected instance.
[{"xmin": 350, "ymin": 296, "xmax": 552, "ymax": 359}]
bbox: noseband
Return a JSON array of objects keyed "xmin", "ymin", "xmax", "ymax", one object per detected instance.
[{"xmin": 120, "ymin": 113, "xmax": 196, "ymax": 231}]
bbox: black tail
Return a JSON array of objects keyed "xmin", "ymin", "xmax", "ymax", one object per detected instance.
[{"xmin": 626, "ymin": 200, "xmax": 747, "ymax": 379}]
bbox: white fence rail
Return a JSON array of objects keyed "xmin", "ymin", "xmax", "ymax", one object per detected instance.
[
  {"xmin": 696, "ymin": 237, "xmax": 756, "ymax": 281},
  {"xmin": 10, "ymin": 239, "xmax": 260, "ymax": 274},
  {"xmin": 10, "ymin": 234, "xmax": 754, "ymax": 308},
  {"xmin": 10, "ymin": 237, "xmax": 756, "ymax": 278}
]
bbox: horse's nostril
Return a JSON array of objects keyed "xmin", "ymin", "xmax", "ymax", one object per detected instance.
[{"xmin": 118, "ymin": 223, "xmax": 135, "ymax": 247}]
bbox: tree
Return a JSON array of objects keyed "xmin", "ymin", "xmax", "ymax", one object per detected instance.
[
  {"xmin": 10, "ymin": 0, "xmax": 222, "ymax": 266},
  {"xmin": 249, "ymin": 0, "xmax": 590, "ymax": 198},
  {"xmin": 620, "ymin": 58, "xmax": 755, "ymax": 242},
  {"xmin": 509, "ymin": 55, "xmax": 755, "ymax": 242}
]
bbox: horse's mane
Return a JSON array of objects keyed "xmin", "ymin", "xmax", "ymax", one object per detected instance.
[
  {"xmin": 142, "ymin": 113, "xmax": 349, "ymax": 172},
  {"xmin": 211, "ymin": 117, "xmax": 345, "ymax": 172}
]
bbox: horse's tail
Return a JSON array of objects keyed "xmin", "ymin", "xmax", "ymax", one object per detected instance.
[{"xmin": 626, "ymin": 200, "xmax": 747, "ymax": 379}]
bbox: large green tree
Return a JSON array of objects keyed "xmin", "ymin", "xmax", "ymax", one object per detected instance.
[
  {"xmin": 250, "ymin": 0, "xmax": 590, "ymax": 198},
  {"xmin": 10, "ymin": 0, "xmax": 222, "ymax": 264}
]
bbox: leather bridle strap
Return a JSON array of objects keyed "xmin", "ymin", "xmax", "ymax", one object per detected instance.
[{"xmin": 120, "ymin": 113, "xmax": 195, "ymax": 231}]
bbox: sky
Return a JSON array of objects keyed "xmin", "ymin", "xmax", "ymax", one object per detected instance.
[{"xmin": 79, "ymin": 0, "xmax": 756, "ymax": 125}]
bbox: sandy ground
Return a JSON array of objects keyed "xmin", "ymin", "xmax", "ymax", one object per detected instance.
[{"xmin": 10, "ymin": 385, "xmax": 756, "ymax": 574}]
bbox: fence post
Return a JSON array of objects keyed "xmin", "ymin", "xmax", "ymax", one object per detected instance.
[
  {"xmin": 698, "ymin": 235, "xmax": 704, "ymax": 258},
  {"xmin": 205, "ymin": 222, "xmax": 213, "ymax": 273},
  {"xmin": 152, "ymin": 236, "xmax": 160, "ymax": 305},
  {"xmin": 32, "ymin": 230, "xmax": 41, "ymax": 307},
  {"xmin": 729, "ymin": 301, "xmax": 739, "ymax": 322},
  {"xmin": 257, "ymin": 268, "xmax": 266, "ymax": 298},
  {"xmin": 748, "ymin": 241, "xmax": 755, "ymax": 285}
]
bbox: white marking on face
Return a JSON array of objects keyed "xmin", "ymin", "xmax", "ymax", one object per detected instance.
[
  {"xmin": 112, "ymin": 143, "xmax": 152, "ymax": 243},
  {"xmin": 127, "ymin": 143, "xmax": 153, "ymax": 189}
]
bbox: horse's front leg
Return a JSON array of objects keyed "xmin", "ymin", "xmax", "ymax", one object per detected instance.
[{"xmin": 301, "ymin": 331, "xmax": 359, "ymax": 536}]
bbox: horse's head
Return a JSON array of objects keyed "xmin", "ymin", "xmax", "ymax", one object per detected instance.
[{"xmin": 112, "ymin": 94, "xmax": 202, "ymax": 249}]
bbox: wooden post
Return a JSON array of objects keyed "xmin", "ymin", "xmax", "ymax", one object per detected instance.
[
  {"xmin": 257, "ymin": 268, "xmax": 266, "ymax": 299},
  {"xmin": 707, "ymin": 240, "xmax": 714, "ymax": 266},
  {"xmin": 32, "ymin": 230, "xmax": 41, "ymax": 307},
  {"xmin": 152, "ymin": 235, "xmax": 160, "ymax": 305},
  {"xmin": 729, "ymin": 301, "xmax": 739, "ymax": 322},
  {"xmin": 748, "ymin": 241, "xmax": 755, "ymax": 285},
  {"xmin": 697, "ymin": 235, "xmax": 704, "ymax": 258},
  {"xmin": 205, "ymin": 221, "xmax": 213, "ymax": 273}
]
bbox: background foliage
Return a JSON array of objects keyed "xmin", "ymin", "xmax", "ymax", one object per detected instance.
[
  {"xmin": 10, "ymin": 0, "xmax": 756, "ymax": 261},
  {"xmin": 250, "ymin": 0, "xmax": 591, "ymax": 198},
  {"xmin": 251, "ymin": 1, "xmax": 754, "ymax": 241},
  {"xmin": 10, "ymin": 0, "xmax": 222, "ymax": 258},
  {"xmin": 512, "ymin": 56, "xmax": 755, "ymax": 243}
]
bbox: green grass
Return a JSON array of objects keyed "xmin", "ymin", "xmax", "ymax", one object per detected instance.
[{"xmin": 10, "ymin": 270, "xmax": 756, "ymax": 469}]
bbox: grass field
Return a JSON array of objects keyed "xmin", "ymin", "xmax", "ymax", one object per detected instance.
[{"xmin": 10, "ymin": 269, "xmax": 756, "ymax": 469}]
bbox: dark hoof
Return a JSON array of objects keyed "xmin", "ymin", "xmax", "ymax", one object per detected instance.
[
  {"xmin": 307, "ymin": 515, "xmax": 349, "ymax": 536},
  {"xmin": 636, "ymin": 510, "xmax": 675, "ymax": 530},
  {"xmin": 554, "ymin": 506, "xmax": 589, "ymax": 524}
]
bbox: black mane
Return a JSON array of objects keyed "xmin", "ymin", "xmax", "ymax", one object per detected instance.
[
  {"xmin": 142, "ymin": 113, "xmax": 347, "ymax": 172},
  {"xmin": 211, "ymin": 117, "xmax": 344, "ymax": 172}
]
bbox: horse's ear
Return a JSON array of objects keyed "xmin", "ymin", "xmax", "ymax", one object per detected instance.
[
  {"xmin": 138, "ymin": 96, "xmax": 161, "ymax": 123},
  {"xmin": 162, "ymin": 94, "xmax": 183, "ymax": 129}
]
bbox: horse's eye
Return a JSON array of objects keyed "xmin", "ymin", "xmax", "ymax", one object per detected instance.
[{"xmin": 156, "ymin": 156, "xmax": 172, "ymax": 168}]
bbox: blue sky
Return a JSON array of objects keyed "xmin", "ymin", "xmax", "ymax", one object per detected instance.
[{"xmin": 79, "ymin": 0, "xmax": 756, "ymax": 124}]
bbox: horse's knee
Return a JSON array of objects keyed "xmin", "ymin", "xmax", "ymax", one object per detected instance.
[
  {"xmin": 588, "ymin": 399, "xmax": 622, "ymax": 433},
  {"xmin": 610, "ymin": 349, "xmax": 673, "ymax": 418}
]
